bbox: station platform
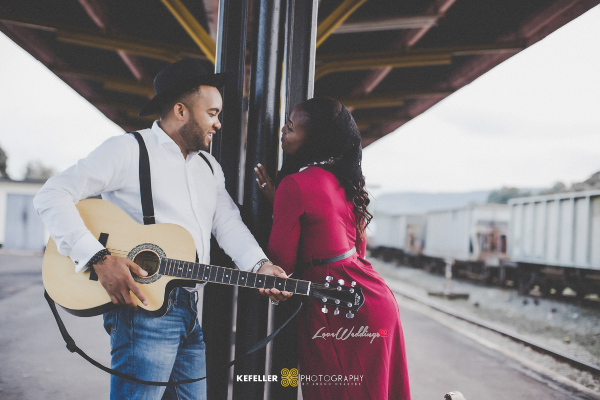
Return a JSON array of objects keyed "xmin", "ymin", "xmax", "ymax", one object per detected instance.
[{"xmin": 0, "ymin": 253, "xmax": 597, "ymax": 399}]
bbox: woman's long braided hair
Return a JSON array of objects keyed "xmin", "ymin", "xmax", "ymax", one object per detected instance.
[{"xmin": 277, "ymin": 97, "xmax": 372, "ymax": 238}]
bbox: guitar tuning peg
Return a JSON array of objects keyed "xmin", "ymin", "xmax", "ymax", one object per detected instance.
[
  {"xmin": 338, "ymin": 279, "xmax": 345, "ymax": 285},
  {"xmin": 326, "ymin": 276, "xmax": 334, "ymax": 282},
  {"xmin": 334, "ymin": 307, "xmax": 340, "ymax": 315},
  {"xmin": 321, "ymin": 306, "xmax": 328, "ymax": 314},
  {"xmin": 346, "ymin": 311, "xmax": 354, "ymax": 319},
  {"xmin": 351, "ymin": 281, "xmax": 356, "ymax": 287}
]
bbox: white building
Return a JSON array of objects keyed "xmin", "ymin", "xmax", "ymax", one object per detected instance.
[{"xmin": 0, "ymin": 179, "xmax": 47, "ymax": 251}]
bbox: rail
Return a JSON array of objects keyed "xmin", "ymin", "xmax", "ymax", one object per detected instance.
[{"xmin": 387, "ymin": 282, "xmax": 600, "ymax": 376}]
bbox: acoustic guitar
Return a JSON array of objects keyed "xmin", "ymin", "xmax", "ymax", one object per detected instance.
[{"xmin": 42, "ymin": 199, "xmax": 365, "ymax": 318}]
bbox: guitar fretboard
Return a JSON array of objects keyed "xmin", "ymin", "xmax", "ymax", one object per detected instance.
[{"xmin": 159, "ymin": 258, "xmax": 311, "ymax": 295}]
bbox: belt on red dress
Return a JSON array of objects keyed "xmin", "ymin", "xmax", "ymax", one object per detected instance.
[
  {"xmin": 298, "ymin": 246, "xmax": 357, "ymax": 269},
  {"xmin": 311, "ymin": 247, "xmax": 356, "ymax": 266}
]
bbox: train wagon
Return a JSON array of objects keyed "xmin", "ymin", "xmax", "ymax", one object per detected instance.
[
  {"xmin": 508, "ymin": 190, "xmax": 600, "ymax": 297},
  {"xmin": 370, "ymin": 212, "xmax": 425, "ymax": 264},
  {"xmin": 423, "ymin": 204, "xmax": 510, "ymax": 282}
]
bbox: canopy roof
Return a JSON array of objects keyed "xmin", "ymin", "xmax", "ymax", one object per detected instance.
[{"xmin": 1, "ymin": 0, "xmax": 598, "ymax": 146}]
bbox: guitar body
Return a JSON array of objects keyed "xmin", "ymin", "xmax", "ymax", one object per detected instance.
[{"xmin": 42, "ymin": 199, "xmax": 198, "ymax": 317}]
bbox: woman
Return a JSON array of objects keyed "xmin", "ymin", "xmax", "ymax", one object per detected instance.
[{"xmin": 256, "ymin": 98, "xmax": 411, "ymax": 399}]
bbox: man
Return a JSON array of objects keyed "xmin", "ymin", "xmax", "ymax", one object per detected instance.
[{"xmin": 34, "ymin": 58, "xmax": 290, "ymax": 400}]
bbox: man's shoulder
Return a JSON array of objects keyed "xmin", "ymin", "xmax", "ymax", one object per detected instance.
[
  {"xmin": 102, "ymin": 131, "xmax": 139, "ymax": 147},
  {"xmin": 198, "ymin": 150, "xmax": 217, "ymax": 163},
  {"xmin": 197, "ymin": 151, "xmax": 222, "ymax": 171}
]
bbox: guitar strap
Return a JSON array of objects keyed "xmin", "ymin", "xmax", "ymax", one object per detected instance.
[
  {"xmin": 45, "ymin": 291, "xmax": 301, "ymax": 386},
  {"xmin": 44, "ymin": 131, "xmax": 301, "ymax": 386}
]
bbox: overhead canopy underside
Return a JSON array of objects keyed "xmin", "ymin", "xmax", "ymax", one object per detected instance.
[{"xmin": 1, "ymin": 0, "xmax": 598, "ymax": 146}]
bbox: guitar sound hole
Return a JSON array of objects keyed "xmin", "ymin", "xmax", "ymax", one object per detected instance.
[{"xmin": 133, "ymin": 250, "xmax": 160, "ymax": 277}]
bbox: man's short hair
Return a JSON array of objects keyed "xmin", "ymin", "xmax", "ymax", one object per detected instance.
[{"xmin": 158, "ymin": 86, "xmax": 201, "ymax": 119}]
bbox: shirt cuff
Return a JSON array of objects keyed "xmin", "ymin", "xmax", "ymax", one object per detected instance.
[
  {"xmin": 70, "ymin": 233, "xmax": 106, "ymax": 273},
  {"xmin": 238, "ymin": 248, "xmax": 268, "ymax": 271}
]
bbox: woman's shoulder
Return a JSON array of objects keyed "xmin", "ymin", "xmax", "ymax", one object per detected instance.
[
  {"xmin": 290, "ymin": 166, "xmax": 335, "ymax": 182},
  {"xmin": 281, "ymin": 167, "xmax": 339, "ymax": 196}
]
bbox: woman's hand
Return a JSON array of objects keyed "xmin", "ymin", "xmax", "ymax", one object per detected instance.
[
  {"xmin": 257, "ymin": 262, "xmax": 293, "ymax": 303},
  {"xmin": 254, "ymin": 163, "xmax": 276, "ymax": 204}
]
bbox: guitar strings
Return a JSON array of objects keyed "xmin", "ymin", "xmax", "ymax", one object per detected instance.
[{"xmin": 89, "ymin": 250, "xmax": 335, "ymax": 301}]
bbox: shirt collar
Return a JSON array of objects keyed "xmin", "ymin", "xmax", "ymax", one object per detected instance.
[{"xmin": 151, "ymin": 120, "xmax": 177, "ymax": 147}]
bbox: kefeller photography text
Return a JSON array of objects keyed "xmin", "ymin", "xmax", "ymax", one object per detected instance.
[{"xmin": 235, "ymin": 369, "xmax": 363, "ymax": 387}]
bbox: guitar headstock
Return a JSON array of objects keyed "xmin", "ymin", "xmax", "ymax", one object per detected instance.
[{"xmin": 309, "ymin": 276, "xmax": 365, "ymax": 318}]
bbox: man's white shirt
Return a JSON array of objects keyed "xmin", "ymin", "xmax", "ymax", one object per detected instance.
[{"xmin": 34, "ymin": 121, "xmax": 267, "ymax": 286}]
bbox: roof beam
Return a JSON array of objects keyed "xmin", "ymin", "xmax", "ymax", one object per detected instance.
[
  {"xmin": 77, "ymin": 0, "xmax": 148, "ymax": 81},
  {"xmin": 333, "ymin": 15, "xmax": 440, "ymax": 34},
  {"xmin": 333, "ymin": 90, "xmax": 452, "ymax": 110},
  {"xmin": 316, "ymin": 53, "xmax": 451, "ymax": 80},
  {"xmin": 0, "ymin": 14, "xmax": 206, "ymax": 62},
  {"xmin": 92, "ymin": 100, "xmax": 157, "ymax": 120},
  {"xmin": 52, "ymin": 66, "xmax": 155, "ymax": 97},
  {"xmin": 350, "ymin": 0, "xmax": 458, "ymax": 97},
  {"xmin": 316, "ymin": 0, "xmax": 369, "ymax": 48},
  {"xmin": 353, "ymin": 116, "xmax": 411, "ymax": 131},
  {"xmin": 55, "ymin": 30, "xmax": 186, "ymax": 63},
  {"xmin": 315, "ymin": 41, "xmax": 524, "ymax": 80},
  {"xmin": 160, "ymin": 0, "xmax": 216, "ymax": 63}
]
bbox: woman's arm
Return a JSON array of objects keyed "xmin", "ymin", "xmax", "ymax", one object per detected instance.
[{"xmin": 267, "ymin": 176, "xmax": 304, "ymax": 275}]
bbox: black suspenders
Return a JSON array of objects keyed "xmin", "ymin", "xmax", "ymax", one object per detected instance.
[
  {"xmin": 129, "ymin": 132, "xmax": 155, "ymax": 225},
  {"xmin": 128, "ymin": 131, "xmax": 214, "ymax": 225}
]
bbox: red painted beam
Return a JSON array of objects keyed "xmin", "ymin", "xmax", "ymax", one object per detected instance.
[
  {"xmin": 350, "ymin": 0, "xmax": 458, "ymax": 97},
  {"xmin": 77, "ymin": 0, "xmax": 149, "ymax": 82}
]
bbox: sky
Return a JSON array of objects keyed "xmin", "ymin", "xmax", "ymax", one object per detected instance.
[{"xmin": 0, "ymin": 5, "xmax": 599, "ymax": 193}]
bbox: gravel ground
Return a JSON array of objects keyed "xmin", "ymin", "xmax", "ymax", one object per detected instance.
[{"xmin": 367, "ymin": 256, "xmax": 600, "ymax": 394}]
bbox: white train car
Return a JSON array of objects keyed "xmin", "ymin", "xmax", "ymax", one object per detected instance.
[
  {"xmin": 370, "ymin": 212, "xmax": 425, "ymax": 263},
  {"xmin": 423, "ymin": 204, "xmax": 509, "ymax": 282},
  {"xmin": 508, "ymin": 190, "xmax": 600, "ymax": 296}
]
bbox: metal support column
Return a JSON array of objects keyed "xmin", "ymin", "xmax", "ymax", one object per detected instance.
[
  {"xmin": 285, "ymin": 0, "xmax": 318, "ymax": 112},
  {"xmin": 233, "ymin": 0, "xmax": 286, "ymax": 398},
  {"xmin": 203, "ymin": 1, "xmax": 249, "ymax": 399},
  {"xmin": 268, "ymin": 1, "xmax": 318, "ymax": 399}
]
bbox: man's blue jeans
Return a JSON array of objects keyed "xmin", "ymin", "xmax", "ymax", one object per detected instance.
[{"xmin": 103, "ymin": 288, "xmax": 207, "ymax": 400}]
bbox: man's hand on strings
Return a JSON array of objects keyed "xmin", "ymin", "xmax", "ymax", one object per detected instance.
[{"xmin": 93, "ymin": 255, "xmax": 149, "ymax": 309}]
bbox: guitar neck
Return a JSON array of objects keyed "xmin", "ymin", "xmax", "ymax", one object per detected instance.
[{"xmin": 159, "ymin": 258, "xmax": 311, "ymax": 296}]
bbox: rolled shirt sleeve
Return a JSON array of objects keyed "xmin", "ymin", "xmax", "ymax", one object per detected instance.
[{"xmin": 33, "ymin": 136, "xmax": 133, "ymax": 272}]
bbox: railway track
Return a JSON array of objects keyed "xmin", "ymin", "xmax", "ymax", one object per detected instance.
[{"xmin": 387, "ymin": 282, "xmax": 600, "ymax": 377}]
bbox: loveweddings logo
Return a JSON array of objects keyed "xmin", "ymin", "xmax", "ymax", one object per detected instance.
[{"xmin": 312, "ymin": 326, "xmax": 388, "ymax": 344}]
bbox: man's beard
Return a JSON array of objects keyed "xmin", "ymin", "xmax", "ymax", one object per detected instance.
[{"xmin": 179, "ymin": 115, "xmax": 209, "ymax": 153}]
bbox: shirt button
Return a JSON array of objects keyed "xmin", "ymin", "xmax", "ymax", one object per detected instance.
[{"xmin": 74, "ymin": 260, "xmax": 79, "ymax": 265}]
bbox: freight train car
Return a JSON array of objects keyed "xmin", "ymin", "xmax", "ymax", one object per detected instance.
[
  {"xmin": 370, "ymin": 212, "xmax": 425, "ymax": 265},
  {"xmin": 423, "ymin": 204, "xmax": 510, "ymax": 283},
  {"xmin": 508, "ymin": 190, "xmax": 600, "ymax": 297}
]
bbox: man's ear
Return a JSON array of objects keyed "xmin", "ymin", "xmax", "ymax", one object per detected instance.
[{"xmin": 173, "ymin": 102, "xmax": 187, "ymax": 121}]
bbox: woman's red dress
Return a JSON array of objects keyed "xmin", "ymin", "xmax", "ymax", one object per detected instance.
[{"xmin": 268, "ymin": 167, "xmax": 411, "ymax": 400}]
